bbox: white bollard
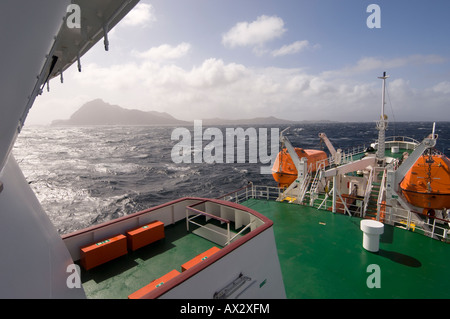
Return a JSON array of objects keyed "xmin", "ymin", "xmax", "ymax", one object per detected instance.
[{"xmin": 360, "ymin": 220, "xmax": 384, "ymax": 252}]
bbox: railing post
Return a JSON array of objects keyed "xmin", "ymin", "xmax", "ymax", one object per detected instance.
[
  {"xmin": 431, "ymin": 218, "xmax": 436, "ymax": 239},
  {"xmin": 332, "ymin": 176, "xmax": 337, "ymax": 213},
  {"xmin": 407, "ymin": 211, "xmax": 411, "ymax": 231},
  {"xmin": 186, "ymin": 209, "xmax": 189, "ymax": 232}
]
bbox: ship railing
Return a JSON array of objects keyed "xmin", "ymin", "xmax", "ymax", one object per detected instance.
[
  {"xmin": 219, "ymin": 183, "xmax": 450, "ymax": 243},
  {"xmin": 381, "ymin": 203, "xmax": 450, "ymax": 242},
  {"xmin": 385, "ymin": 136, "xmax": 420, "ymax": 144},
  {"xmin": 252, "ymin": 185, "xmax": 286, "ymax": 202},
  {"xmin": 374, "ymin": 136, "xmax": 420, "ymax": 150},
  {"xmin": 318, "ymin": 136, "xmax": 420, "ymax": 170},
  {"xmin": 362, "ymin": 167, "xmax": 375, "ymax": 218},
  {"xmin": 376, "ymin": 169, "xmax": 387, "ymax": 222},
  {"xmin": 216, "ymin": 183, "xmax": 281, "ymax": 203},
  {"xmin": 186, "ymin": 206, "xmax": 233, "ymax": 245},
  {"xmin": 315, "ymin": 144, "xmax": 368, "ymax": 171},
  {"xmin": 341, "ymin": 144, "xmax": 367, "ymax": 160},
  {"xmin": 185, "ymin": 199, "xmax": 264, "ymax": 246}
]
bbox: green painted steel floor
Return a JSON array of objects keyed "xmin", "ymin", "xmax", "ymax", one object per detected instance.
[
  {"xmin": 241, "ymin": 198, "xmax": 450, "ymax": 299},
  {"xmin": 79, "ymin": 197, "xmax": 450, "ymax": 299},
  {"xmin": 79, "ymin": 221, "xmax": 219, "ymax": 299}
]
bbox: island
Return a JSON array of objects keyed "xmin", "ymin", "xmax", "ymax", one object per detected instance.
[
  {"xmin": 51, "ymin": 99, "xmax": 188, "ymax": 126},
  {"xmin": 51, "ymin": 98, "xmax": 334, "ymax": 126}
]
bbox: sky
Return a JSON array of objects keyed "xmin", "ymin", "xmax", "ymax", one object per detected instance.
[{"xmin": 27, "ymin": 0, "xmax": 450, "ymax": 125}]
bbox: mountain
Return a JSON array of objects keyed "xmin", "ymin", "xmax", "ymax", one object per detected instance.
[
  {"xmin": 200, "ymin": 116, "xmax": 337, "ymax": 125},
  {"xmin": 51, "ymin": 99, "xmax": 188, "ymax": 126},
  {"xmin": 51, "ymin": 99, "xmax": 334, "ymax": 126},
  {"xmin": 201, "ymin": 116, "xmax": 298, "ymax": 126}
]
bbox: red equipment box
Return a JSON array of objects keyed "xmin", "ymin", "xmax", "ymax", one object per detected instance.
[
  {"xmin": 80, "ymin": 234, "xmax": 127, "ymax": 270},
  {"xmin": 128, "ymin": 269, "xmax": 180, "ymax": 299},
  {"xmin": 126, "ymin": 220, "xmax": 165, "ymax": 251},
  {"xmin": 181, "ymin": 246, "xmax": 221, "ymax": 272}
]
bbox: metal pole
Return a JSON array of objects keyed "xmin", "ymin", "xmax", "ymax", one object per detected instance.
[
  {"xmin": 376, "ymin": 72, "xmax": 389, "ymax": 161},
  {"xmin": 332, "ymin": 175, "xmax": 337, "ymax": 213}
]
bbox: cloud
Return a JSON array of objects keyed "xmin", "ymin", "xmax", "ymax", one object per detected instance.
[
  {"xmin": 37, "ymin": 55, "xmax": 376, "ymax": 122},
  {"xmin": 222, "ymin": 15, "xmax": 286, "ymax": 48},
  {"xmin": 29, "ymin": 51, "xmax": 450, "ymax": 125},
  {"xmin": 133, "ymin": 43, "xmax": 192, "ymax": 61},
  {"xmin": 323, "ymin": 54, "xmax": 446, "ymax": 77},
  {"xmin": 120, "ymin": 3, "xmax": 156, "ymax": 27},
  {"xmin": 432, "ymin": 81, "xmax": 450, "ymax": 94},
  {"xmin": 271, "ymin": 40, "xmax": 314, "ymax": 57},
  {"xmin": 222, "ymin": 16, "xmax": 319, "ymax": 58},
  {"xmin": 185, "ymin": 58, "xmax": 249, "ymax": 88}
]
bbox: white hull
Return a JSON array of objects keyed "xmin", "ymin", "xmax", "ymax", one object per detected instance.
[
  {"xmin": 159, "ymin": 227, "xmax": 285, "ymax": 299},
  {"xmin": 0, "ymin": 155, "xmax": 85, "ymax": 298},
  {"xmin": 0, "ymin": 0, "xmax": 140, "ymax": 298}
]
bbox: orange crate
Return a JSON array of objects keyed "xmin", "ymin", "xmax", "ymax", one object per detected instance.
[
  {"xmin": 181, "ymin": 246, "xmax": 221, "ymax": 272},
  {"xmin": 128, "ymin": 269, "xmax": 180, "ymax": 299},
  {"xmin": 80, "ymin": 234, "xmax": 127, "ymax": 270},
  {"xmin": 126, "ymin": 220, "xmax": 165, "ymax": 251}
]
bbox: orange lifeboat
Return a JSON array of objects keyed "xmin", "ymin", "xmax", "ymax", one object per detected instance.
[
  {"xmin": 399, "ymin": 153, "xmax": 450, "ymax": 209},
  {"xmin": 272, "ymin": 148, "xmax": 328, "ymax": 187}
]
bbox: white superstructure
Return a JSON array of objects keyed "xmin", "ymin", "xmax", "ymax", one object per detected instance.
[{"xmin": 0, "ymin": 0, "xmax": 139, "ymax": 298}]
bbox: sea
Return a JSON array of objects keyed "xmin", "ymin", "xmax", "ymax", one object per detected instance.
[{"xmin": 13, "ymin": 121, "xmax": 450, "ymax": 235}]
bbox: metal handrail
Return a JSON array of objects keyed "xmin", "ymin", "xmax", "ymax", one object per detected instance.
[
  {"xmin": 362, "ymin": 168, "xmax": 374, "ymax": 217},
  {"xmin": 376, "ymin": 169, "xmax": 387, "ymax": 221},
  {"xmin": 186, "ymin": 206, "xmax": 232, "ymax": 244},
  {"xmin": 225, "ymin": 220, "xmax": 255, "ymax": 246},
  {"xmin": 383, "ymin": 136, "xmax": 420, "ymax": 144},
  {"xmin": 219, "ymin": 183, "xmax": 450, "ymax": 242},
  {"xmin": 186, "ymin": 206, "xmax": 230, "ymax": 224}
]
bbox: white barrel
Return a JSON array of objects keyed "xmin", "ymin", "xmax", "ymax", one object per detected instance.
[{"xmin": 360, "ymin": 220, "xmax": 384, "ymax": 252}]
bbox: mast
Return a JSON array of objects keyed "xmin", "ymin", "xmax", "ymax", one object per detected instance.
[{"xmin": 376, "ymin": 72, "xmax": 389, "ymax": 162}]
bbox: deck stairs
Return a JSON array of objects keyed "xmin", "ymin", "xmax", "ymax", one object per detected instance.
[
  {"xmin": 314, "ymin": 179, "xmax": 333, "ymax": 210},
  {"xmin": 308, "ymin": 165, "xmax": 325, "ymax": 206},
  {"xmin": 364, "ymin": 181, "xmax": 382, "ymax": 220},
  {"xmin": 277, "ymin": 172, "xmax": 311, "ymax": 204},
  {"xmin": 361, "ymin": 167, "xmax": 386, "ymax": 221}
]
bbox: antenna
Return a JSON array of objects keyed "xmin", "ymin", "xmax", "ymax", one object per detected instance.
[
  {"xmin": 376, "ymin": 72, "xmax": 389, "ymax": 162},
  {"xmin": 377, "ymin": 71, "xmax": 389, "ymax": 120}
]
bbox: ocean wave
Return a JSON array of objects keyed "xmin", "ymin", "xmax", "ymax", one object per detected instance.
[{"xmin": 12, "ymin": 122, "xmax": 450, "ymax": 234}]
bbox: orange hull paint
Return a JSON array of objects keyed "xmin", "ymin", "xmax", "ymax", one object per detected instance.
[
  {"xmin": 400, "ymin": 154, "xmax": 450, "ymax": 209},
  {"xmin": 272, "ymin": 148, "xmax": 328, "ymax": 187}
]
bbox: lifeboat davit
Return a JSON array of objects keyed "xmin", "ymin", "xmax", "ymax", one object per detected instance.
[
  {"xmin": 399, "ymin": 153, "xmax": 450, "ymax": 209},
  {"xmin": 272, "ymin": 148, "xmax": 328, "ymax": 187}
]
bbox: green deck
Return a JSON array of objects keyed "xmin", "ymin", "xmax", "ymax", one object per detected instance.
[
  {"xmin": 79, "ymin": 221, "xmax": 220, "ymax": 299},
  {"xmin": 242, "ymin": 199, "xmax": 450, "ymax": 299},
  {"xmin": 80, "ymin": 197, "xmax": 450, "ymax": 299}
]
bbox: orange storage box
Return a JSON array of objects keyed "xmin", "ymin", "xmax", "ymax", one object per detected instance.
[
  {"xmin": 80, "ymin": 234, "xmax": 127, "ymax": 270},
  {"xmin": 181, "ymin": 246, "xmax": 220, "ymax": 272},
  {"xmin": 128, "ymin": 269, "xmax": 180, "ymax": 299},
  {"xmin": 126, "ymin": 220, "xmax": 165, "ymax": 251}
]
